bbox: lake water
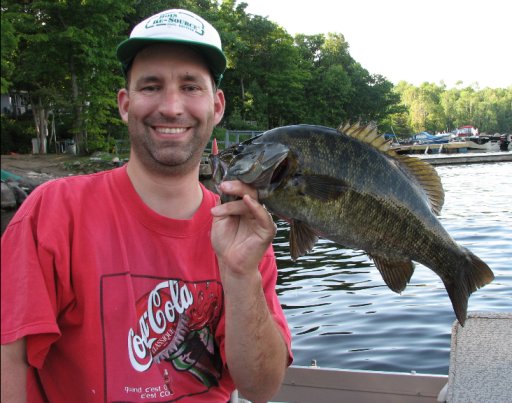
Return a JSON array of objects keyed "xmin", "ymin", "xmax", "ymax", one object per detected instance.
[
  {"xmin": 274, "ymin": 162, "xmax": 512, "ymax": 375},
  {"xmin": 2, "ymin": 162, "xmax": 511, "ymax": 375}
]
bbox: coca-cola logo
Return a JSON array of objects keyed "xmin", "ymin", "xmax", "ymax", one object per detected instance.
[{"xmin": 128, "ymin": 280, "xmax": 194, "ymax": 372}]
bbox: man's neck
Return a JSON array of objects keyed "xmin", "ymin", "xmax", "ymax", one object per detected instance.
[{"xmin": 126, "ymin": 156, "xmax": 203, "ymax": 220}]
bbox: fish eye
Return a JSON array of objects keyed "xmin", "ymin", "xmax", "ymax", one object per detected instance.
[{"xmin": 234, "ymin": 145, "xmax": 244, "ymax": 155}]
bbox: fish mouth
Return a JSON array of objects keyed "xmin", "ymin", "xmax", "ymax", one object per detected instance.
[
  {"xmin": 260, "ymin": 155, "xmax": 292, "ymax": 197},
  {"xmin": 209, "ymin": 142, "xmax": 291, "ymax": 203},
  {"xmin": 209, "ymin": 154, "xmax": 233, "ymax": 202}
]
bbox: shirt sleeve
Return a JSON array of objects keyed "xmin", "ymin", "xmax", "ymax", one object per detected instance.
[{"xmin": 1, "ymin": 187, "xmax": 63, "ymax": 368}]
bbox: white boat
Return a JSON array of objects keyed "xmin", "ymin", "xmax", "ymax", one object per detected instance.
[
  {"xmin": 466, "ymin": 135, "xmax": 507, "ymax": 151},
  {"xmin": 452, "ymin": 125, "xmax": 479, "ymax": 139}
]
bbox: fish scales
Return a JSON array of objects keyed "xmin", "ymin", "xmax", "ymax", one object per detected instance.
[{"xmin": 210, "ymin": 123, "xmax": 494, "ymax": 325}]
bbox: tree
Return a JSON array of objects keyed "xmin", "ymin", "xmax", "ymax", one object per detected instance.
[
  {"xmin": 316, "ymin": 65, "xmax": 352, "ymax": 126},
  {"xmin": 393, "ymin": 81, "xmax": 511, "ymax": 134},
  {"xmin": 219, "ymin": 3, "xmax": 309, "ymax": 128},
  {"xmin": 1, "ymin": 7, "xmax": 19, "ymax": 94},
  {"xmin": 6, "ymin": 0, "xmax": 132, "ymax": 153},
  {"xmin": 4, "ymin": 0, "xmax": 408, "ymax": 151}
]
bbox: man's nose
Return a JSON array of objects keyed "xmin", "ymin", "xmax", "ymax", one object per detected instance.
[{"xmin": 158, "ymin": 87, "xmax": 185, "ymax": 117}]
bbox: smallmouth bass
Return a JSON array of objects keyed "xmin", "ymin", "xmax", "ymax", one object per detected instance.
[{"xmin": 209, "ymin": 121, "xmax": 494, "ymax": 325}]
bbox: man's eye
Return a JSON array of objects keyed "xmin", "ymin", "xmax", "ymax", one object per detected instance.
[
  {"xmin": 142, "ymin": 85, "xmax": 159, "ymax": 91},
  {"xmin": 184, "ymin": 85, "xmax": 199, "ymax": 92}
]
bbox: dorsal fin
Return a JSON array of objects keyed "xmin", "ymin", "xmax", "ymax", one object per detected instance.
[
  {"xmin": 337, "ymin": 120, "xmax": 444, "ymax": 215},
  {"xmin": 337, "ymin": 120, "xmax": 394, "ymax": 156},
  {"xmin": 393, "ymin": 155, "xmax": 445, "ymax": 215}
]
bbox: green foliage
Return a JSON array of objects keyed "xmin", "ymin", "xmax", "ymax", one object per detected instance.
[
  {"xmin": 245, "ymin": 80, "xmax": 268, "ymax": 127},
  {"xmin": 4, "ymin": 0, "xmax": 133, "ymax": 153},
  {"xmin": 1, "ymin": 115, "xmax": 36, "ymax": 154},
  {"xmin": 85, "ymin": 134, "xmax": 117, "ymax": 154},
  {"xmin": 216, "ymin": 3, "xmax": 401, "ymax": 129},
  {"xmin": 1, "ymin": 9, "xmax": 19, "ymax": 93},
  {"xmin": 212, "ymin": 126, "xmax": 226, "ymax": 141},
  {"xmin": 9, "ymin": 0, "xmax": 508, "ymax": 153},
  {"xmin": 391, "ymin": 81, "xmax": 511, "ymax": 134},
  {"xmin": 226, "ymin": 108, "xmax": 262, "ymax": 130}
]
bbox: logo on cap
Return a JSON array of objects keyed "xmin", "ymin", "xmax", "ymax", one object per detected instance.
[{"xmin": 145, "ymin": 11, "xmax": 205, "ymax": 36}]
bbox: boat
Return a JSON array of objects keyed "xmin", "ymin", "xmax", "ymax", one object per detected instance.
[
  {"xmin": 1, "ymin": 170, "xmax": 21, "ymax": 182},
  {"xmin": 410, "ymin": 132, "xmax": 450, "ymax": 145},
  {"xmin": 452, "ymin": 125, "xmax": 479, "ymax": 139},
  {"xmin": 231, "ymin": 313, "xmax": 511, "ymax": 403},
  {"xmin": 500, "ymin": 133, "xmax": 511, "ymax": 151},
  {"xmin": 466, "ymin": 134, "xmax": 502, "ymax": 151}
]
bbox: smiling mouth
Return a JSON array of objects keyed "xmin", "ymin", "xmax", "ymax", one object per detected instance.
[{"xmin": 154, "ymin": 127, "xmax": 188, "ymax": 134}]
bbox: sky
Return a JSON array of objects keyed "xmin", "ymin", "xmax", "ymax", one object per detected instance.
[{"xmin": 239, "ymin": 0, "xmax": 511, "ymax": 90}]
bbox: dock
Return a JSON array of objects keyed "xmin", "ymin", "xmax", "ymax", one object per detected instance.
[
  {"xmin": 395, "ymin": 142, "xmax": 469, "ymax": 155},
  {"xmin": 417, "ymin": 151, "xmax": 512, "ymax": 166}
]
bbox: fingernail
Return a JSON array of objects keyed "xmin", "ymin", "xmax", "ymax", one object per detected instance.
[
  {"xmin": 211, "ymin": 206, "xmax": 220, "ymax": 214},
  {"xmin": 223, "ymin": 182, "xmax": 233, "ymax": 190}
]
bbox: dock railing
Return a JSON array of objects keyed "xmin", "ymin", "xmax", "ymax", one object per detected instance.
[
  {"xmin": 204, "ymin": 130, "xmax": 264, "ymax": 153},
  {"xmin": 114, "ymin": 139, "xmax": 131, "ymax": 155}
]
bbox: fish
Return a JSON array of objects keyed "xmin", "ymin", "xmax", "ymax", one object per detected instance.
[{"xmin": 209, "ymin": 121, "xmax": 495, "ymax": 326}]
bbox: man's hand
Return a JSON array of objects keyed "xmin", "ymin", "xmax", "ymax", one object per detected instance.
[
  {"xmin": 210, "ymin": 181, "xmax": 288, "ymax": 403},
  {"xmin": 210, "ymin": 180, "xmax": 277, "ymax": 278}
]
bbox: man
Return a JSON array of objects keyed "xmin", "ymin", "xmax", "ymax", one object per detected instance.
[{"xmin": 1, "ymin": 9, "xmax": 292, "ymax": 403}]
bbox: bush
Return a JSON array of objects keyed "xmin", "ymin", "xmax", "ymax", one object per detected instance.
[
  {"xmin": 85, "ymin": 134, "xmax": 117, "ymax": 154},
  {"xmin": 226, "ymin": 108, "xmax": 262, "ymax": 131},
  {"xmin": 1, "ymin": 115, "xmax": 36, "ymax": 154},
  {"xmin": 212, "ymin": 126, "xmax": 226, "ymax": 140}
]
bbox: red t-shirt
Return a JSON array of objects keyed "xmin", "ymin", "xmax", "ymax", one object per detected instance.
[{"xmin": 1, "ymin": 166, "xmax": 292, "ymax": 402}]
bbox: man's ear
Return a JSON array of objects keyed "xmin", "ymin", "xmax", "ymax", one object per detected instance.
[
  {"xmin": 213, "ymin": 90, "xmax": 225, "ymax": 126},
  {"xmin": 118, "ymin": 88, "xmax": 129, "ymax": 124}
]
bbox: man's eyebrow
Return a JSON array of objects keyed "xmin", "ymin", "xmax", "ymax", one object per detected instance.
[
  {"xmin": 134, "ymin": 75, "xmax": 161, "ymax": 88},
  {"xmin": 180, "ymin": 73, "xmax": 207, "ymax": 84}
]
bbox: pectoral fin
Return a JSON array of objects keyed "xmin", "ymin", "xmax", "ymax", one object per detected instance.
[
  {"xmin": 295, "ymin": 175, "xmax": 350, "ymax": 203},
  {"xmin": 289, "ymin": 220, "xmax": 319, "ymax": 261},
  {"xmin": 370, "ymin": 255, "xmax": 416, "ymax": 293}
]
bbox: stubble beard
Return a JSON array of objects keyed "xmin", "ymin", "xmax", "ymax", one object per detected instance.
[{"xmin": 128, "ymin": 114, "xmax": 214, "ymax": 177}]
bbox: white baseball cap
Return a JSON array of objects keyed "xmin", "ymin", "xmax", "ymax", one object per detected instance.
[{"xmin": 117, "ymin": 9, "xmax": 226, "ymax": 85}]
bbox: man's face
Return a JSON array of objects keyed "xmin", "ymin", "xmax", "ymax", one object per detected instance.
[{"xmin": 118, "ymin": 43, "xmax": 225, "ymax": 176}]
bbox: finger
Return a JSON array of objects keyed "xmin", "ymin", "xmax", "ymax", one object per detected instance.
[
  {"xmin": 242, "ymin": 195, "xmax": 276, "ymax": 235},
  {"xmin": 211, "ymin": 198, "xmax": 253, "ymax": 217},
  {"xmin": 211, "ymin": 197, "xmax": 222, "ymax": 216},
  {"xmin": 219, "ymin": 180, "xmax": 259, "ymax": 200}
]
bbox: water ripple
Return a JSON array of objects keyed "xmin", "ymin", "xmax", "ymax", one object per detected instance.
[{"xmin": 275, "ymin": 162, "xmax": 512, "ymax": 375}]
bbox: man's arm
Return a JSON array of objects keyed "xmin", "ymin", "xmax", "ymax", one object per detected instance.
[
  {"xmin": 1, "ymin": 337, "xmax": 28, "ymax": 403},
  {"xmin": 211, "ymin": 181, "xmax": 289, "ymax": 403}
]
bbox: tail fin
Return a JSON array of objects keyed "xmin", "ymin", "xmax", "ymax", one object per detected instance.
[{"xmin": 444, "ymin": 249, "xmax": 494, "ymax": 326}]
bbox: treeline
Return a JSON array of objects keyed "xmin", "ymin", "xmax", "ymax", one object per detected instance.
[
  {"xmin": 385, "ymin": 82, "xmax": 512, "ymax": 136},
  {"xmin": 2, "ymin": 0, "xmax": 510, "ymax": 155},
  {"xmin": 218, "ymin": 1, "xmax": 401, "ymax": 130},
  {"xmin": 1, "ymin": 0, "xmax": 400, "ymax": 154}
]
